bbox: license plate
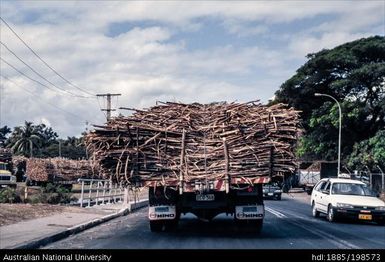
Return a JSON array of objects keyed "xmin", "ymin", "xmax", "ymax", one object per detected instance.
[
  {"xmin": 358, "ymin": 214, "xmax": 372, "ymax": 220},
  {"xmin": 196, "ymin": 194, "xmax": 215, "ymax": 201},
  {"xmin": 268, "ymin": 193, "xmax": 274, "ymax": 196},
  {"xmin": 155, "ymin": 207, "xmax": 169, "ymax": 212},
  {"xmin": 243, "ymin": 206, "xmax": 257, "ymax": 212}
]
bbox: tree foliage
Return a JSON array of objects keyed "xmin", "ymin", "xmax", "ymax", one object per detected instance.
[
  {"xmin": 6, "ymin": 121, "xmax": 48, "ymax": 157},
  {"xmin": 0, "ymin": 126, "xmax": 11, "ymax": 146},
  {"xmin": 348, "ymin": 130, "xmax": 385, "ymax": 170},
  {"xmin": 5, "ymin": 122, "xmax": 86, "ymax": 159},
  {"xmin": 275, "ymin": 36, "xmax": 385, "ymax": 170}
]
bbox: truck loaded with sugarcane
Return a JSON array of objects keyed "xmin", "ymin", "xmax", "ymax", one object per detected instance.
[{"xmin": 85, "ymin": 101, "xmax": 300, "ymax": 233}]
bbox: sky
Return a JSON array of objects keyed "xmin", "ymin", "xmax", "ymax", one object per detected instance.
[{"xmin": 0, "ymin": 1, "xmax": 384, "ymax": 137}]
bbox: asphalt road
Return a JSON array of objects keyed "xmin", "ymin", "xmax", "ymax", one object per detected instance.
[{"xmin": 45, "ymin": 193, "xmax": 385, "ymax": 249}]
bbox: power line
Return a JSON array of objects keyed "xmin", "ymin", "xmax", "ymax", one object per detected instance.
[
  {"xmin": 0, "ymin": 41, "xmax": 92, "ymax": 99},
  {"xmin": 1, "ymin": 57, "xmax": 62, "ymax": 93},
  {"xmin": 0, "ymin": 74, "xmax": 86, "ymax": 122},
  {"xmin": 0, "ymin": 16, "xmax": 95, "ymax": 97}
]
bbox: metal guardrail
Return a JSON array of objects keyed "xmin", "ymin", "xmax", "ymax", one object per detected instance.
[{"xmin": 77, "ymin": 178, "xmax": 124, "ymax": 208}]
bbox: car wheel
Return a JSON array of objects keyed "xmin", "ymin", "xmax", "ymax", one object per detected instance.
[
  {"xmin": 327, "ymin": 205, "xmax": 336, "ymax": 222},
  {"xmin": 275, "ymin": 195, "xmax": 281, "ymax": 201},
  {"xmin": 312, "ymin": 202, "xmax": 320, "ymax": 218}
]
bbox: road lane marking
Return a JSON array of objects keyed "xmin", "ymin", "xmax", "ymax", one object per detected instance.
[
  {"xmin": 265, "ymin": 207, "xmax": 287, "ymax": 218},
  {"xmin": 288, "ymin": 220, "xmax": 361, "ymax": 249},
  {"xmin": 266, "ymin": 206, "xmax": 361, "ymax": 249}
]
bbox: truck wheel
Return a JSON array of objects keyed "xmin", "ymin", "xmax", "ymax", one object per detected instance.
[
  {"xmin": 150, "ymin": 221, "xmax": 163, "ymax": 232},
  {"xmin": 164, "ymin": 220, "xmax": 178, "ymax": 232},
  {"xmin": 235, "ymin": 219, "xmax": 263, "ymax": 234},
  {"xmin": 254, "ymin": 220, "xmax": 263, "ymax": 234}
]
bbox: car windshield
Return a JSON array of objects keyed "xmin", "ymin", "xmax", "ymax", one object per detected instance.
[{"xmin": 331, "ymin": 183, "xmax": 372, "ymax": 196}]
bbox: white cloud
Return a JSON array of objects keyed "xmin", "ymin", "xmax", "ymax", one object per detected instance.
[
  {"xmin": 40, "ymin": 117, "xmax": 51, "ymax": 127},
  {"xmin": 288, "ymin": 32, "xmax": 374, "ymax": 58},
  {"xmin": 222, "ymin": 19, "xmax": 268, "ymax": 37},
  {"xmin": 0, "ymin": 1, "xmax": 383, "ymax": 137}
]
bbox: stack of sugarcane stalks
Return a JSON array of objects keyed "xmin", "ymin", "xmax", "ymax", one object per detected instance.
[
  {"xmin": 26, "ymin": 157, "xmax": 100, "ymax": 182},
  {"xmin": 85, "ymin": 101, "xmax": 301, "ymax": 186}
]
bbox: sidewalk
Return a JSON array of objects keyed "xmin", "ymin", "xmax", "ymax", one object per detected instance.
[{"xmin": 0, "ymin": 200, "xmax": 148, "ymax": 249}]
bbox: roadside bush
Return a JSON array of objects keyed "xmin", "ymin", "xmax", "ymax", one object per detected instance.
[
  {"xmin": 27, "ymin": 183, "xmax": 75, "ymax": 204},
  {"xmin": 0, "ymin": 187, "xmax": 22, "ymax": 203}
]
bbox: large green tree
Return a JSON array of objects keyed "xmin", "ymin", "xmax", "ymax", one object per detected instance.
[
  {"xmin": 7, "ymin": 122, "xmax": 58, "ymax": 157},
  {"xmin": 275, "ymin": 36, "xmax": 385, "ymax": 170},
  {"xmin": 5, "ymin": 122, "xmax": 86, "ymax": 159}
]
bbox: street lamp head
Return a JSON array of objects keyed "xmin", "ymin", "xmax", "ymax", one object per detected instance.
[{"xmin": 314, "ymin": 93, "xmax": 322, "ymax": 97}]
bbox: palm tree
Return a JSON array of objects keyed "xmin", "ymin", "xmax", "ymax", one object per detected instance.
[{"xmin": 7, "ymin": 122, "xmax": 43, "ymax": 157}]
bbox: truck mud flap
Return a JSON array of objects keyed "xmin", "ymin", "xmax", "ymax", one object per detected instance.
[{"xmin": 235, "ymin": 205, "xmax": 264, "ymax": 220}]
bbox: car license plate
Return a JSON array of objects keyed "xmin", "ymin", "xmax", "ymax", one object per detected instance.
[
  {"xmin": 196, "ymin": 194, "xmax": 215, "ymax": 201},
  {"xmin": 268, "ymin": 193, "xmax": 274, "ymax": 196},
  {"xmin": 358, "ymin": 214, "xmax": 372, "ymax": 220}
]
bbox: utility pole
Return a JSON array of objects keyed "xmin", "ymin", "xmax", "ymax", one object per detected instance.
[
  {"xmin": 96, "ymin": 93, "xmax": 121, "ymax": 121},
  {"xmin": 314, "ymin": 93, "xmax": 342, "ymax": 177},
  {"xmin": 85, "ymin": 121, "xmax": 89, "ymax": 159}
]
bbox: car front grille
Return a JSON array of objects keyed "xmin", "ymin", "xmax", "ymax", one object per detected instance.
[
  {"xmin": 353, "ymin": 206, "xmax": 376, "ymax": 210},
  {"xmin": 0, "ymin": 176, "xmax": 11, "ymax": 181}
]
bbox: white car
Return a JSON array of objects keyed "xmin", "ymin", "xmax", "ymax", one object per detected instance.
[{"xmin": 311, "ymin": 178, "xmax": 385, "ymax": 225}]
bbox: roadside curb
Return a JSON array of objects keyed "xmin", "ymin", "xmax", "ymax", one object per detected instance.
[{"xmin": 10, "ymin": 199, "xmax": 148, "ymax": 249}]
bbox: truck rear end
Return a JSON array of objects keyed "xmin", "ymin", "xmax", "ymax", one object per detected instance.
[
  {"xmin": 85, "ymin": 101, "xmax": 300, "ymax": 233},
  {"xmin": 148, "ymin": 176, "xmax": 269, "ymax": 232}
]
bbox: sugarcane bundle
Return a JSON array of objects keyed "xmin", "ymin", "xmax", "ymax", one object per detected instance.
[
  {"xmin": 25, "ymin": 157, "xmax": 99, "ymax": 182},
  {"xmin": 85, "ymin": 101, "xmax": 301, "ymax": 186}
]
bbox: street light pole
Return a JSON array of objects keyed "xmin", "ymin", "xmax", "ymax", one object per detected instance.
[{"xmin": 314, "ymin": 93, "xmax": 342, "ymax": 177}]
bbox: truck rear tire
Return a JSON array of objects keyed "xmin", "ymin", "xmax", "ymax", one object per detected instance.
[
  {"xmin": 256, "ymin": 220, "xmax": 263, "ymax": 233},
  {"xmin": 150, "ymin": 221, "xmax": 163, "ymax": 232},
  {"xmin": 235, "ymin": 219, "xmax": 263, "ymax": 234},
  {"xmin": 164, "ymin": 220, "xmax": 178, "ymax": 232}
]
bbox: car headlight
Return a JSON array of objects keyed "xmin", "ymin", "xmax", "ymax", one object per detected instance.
[
  {"xmin": 375, "ymin": 206, "xmax": 385, "ymax": 211},
  {"xmin": 274, "ymin": 190, "xmax": 282, "ymax": 193},
  {"xmin": 336, "ymin": 203, "xmax": 354, "ymax": 208},
  {"xmin": 263, "ymin": 189, "xmax": 267, "ymax": 193},
  {"xmin": 11, "ymin": 176, "xmax": 16, "ymax": 182}
]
